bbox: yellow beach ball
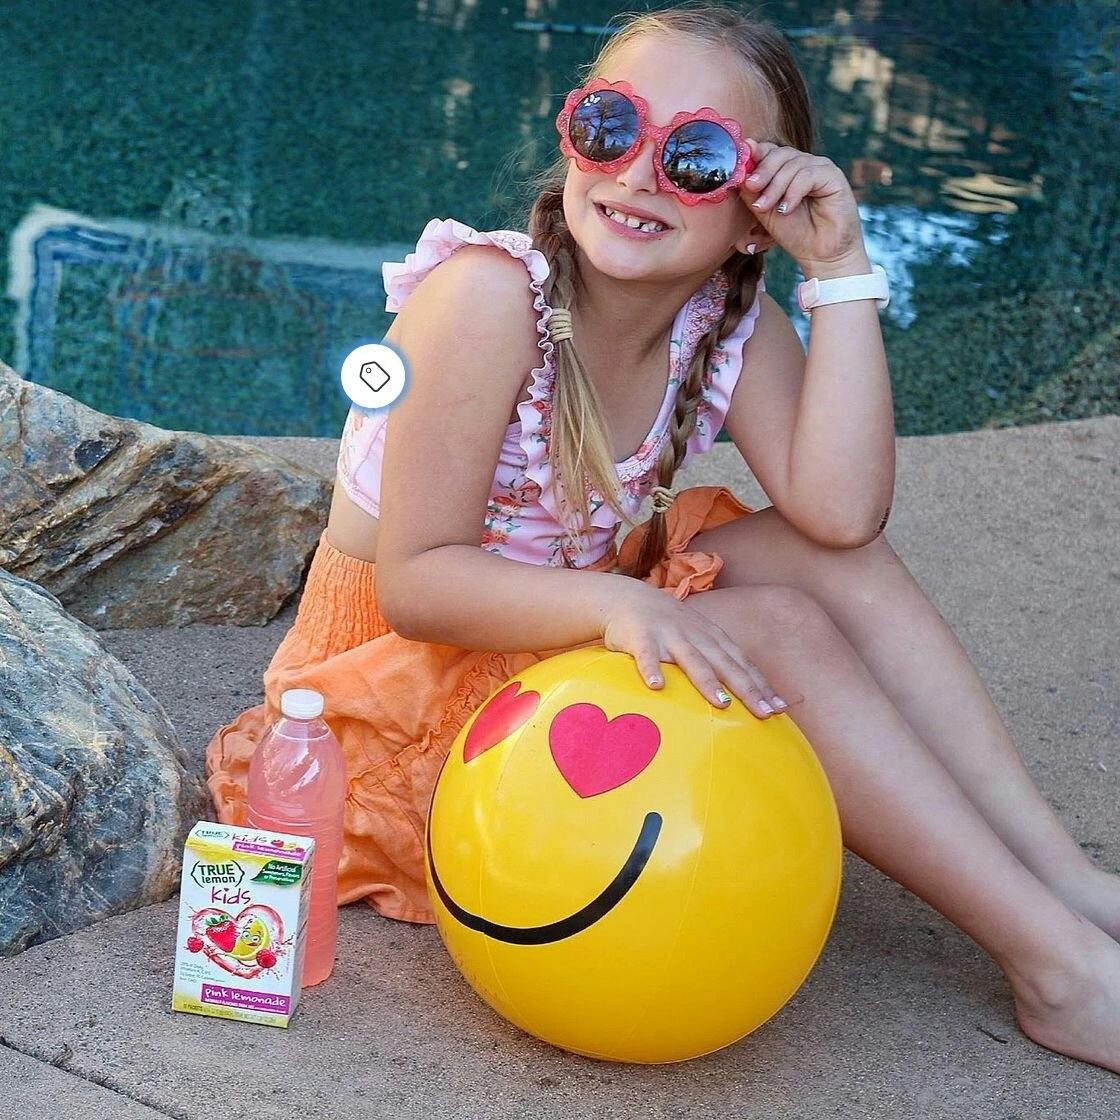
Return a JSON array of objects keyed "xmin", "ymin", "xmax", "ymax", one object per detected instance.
[{"xmin": 424, "ymin": 647, "xmax": 842, "ymax": 1064}]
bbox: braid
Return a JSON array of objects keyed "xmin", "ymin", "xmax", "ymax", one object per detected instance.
[
  {"xmin": 528, "ymin": 186, "xmax": 635, "ymax": 569},
  {"xmin": 617, "ymin": 249, "xmax": 763, "ymax": 581}
]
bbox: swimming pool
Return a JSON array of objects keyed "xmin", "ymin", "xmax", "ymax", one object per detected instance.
[{"xmin": 1, "ymin": 0, "xmax": 1115, "ymax": 437}]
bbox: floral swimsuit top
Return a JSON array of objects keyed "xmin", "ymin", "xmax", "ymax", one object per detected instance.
[{"xmin": 336, "ymin": 216, "xmax": 765, "ymax": 569}]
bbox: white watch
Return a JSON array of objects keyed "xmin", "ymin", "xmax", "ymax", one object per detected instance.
[{"xmin": 797, "ymin": 263, "xmax": 890, "ymax": 313}]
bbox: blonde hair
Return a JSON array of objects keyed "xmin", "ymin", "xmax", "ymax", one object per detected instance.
[{"xmin": 520, "ymin": 2, "xmax": 816, "ymax": 578}]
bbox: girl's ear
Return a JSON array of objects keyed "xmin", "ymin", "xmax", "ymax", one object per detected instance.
[{"xmin": 734, "ymin": 221, "xmax": 777, "ymax": 256}]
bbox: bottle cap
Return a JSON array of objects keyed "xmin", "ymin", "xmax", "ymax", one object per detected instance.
[{"xmin": 281, "ymin": 688, "xmax": 324, "ymax": 720}]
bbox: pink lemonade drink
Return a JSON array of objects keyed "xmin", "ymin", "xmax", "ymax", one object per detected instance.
[
  {"xmin": 246, "ymin": 688, "xmax": 347, "ymax": 988},
  {"xmin": 171, "ymin": 822, "xmax": 315, "ymax": 1029}
]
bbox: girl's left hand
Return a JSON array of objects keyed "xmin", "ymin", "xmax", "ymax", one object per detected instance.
[{"xmin": 740, "ymin": 139, "xmax": 868, "ymax": 274}]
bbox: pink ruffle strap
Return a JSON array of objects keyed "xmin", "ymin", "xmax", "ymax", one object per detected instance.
[
  {"xmin": 382, "ymin": 217, "xmax": 555, "ymax": 327},
  {"xmin": 679, "ymin": 274, "xmax": 766, "ymax": 471}
]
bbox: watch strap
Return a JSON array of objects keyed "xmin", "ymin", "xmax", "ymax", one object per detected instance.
[{"xmin": 797, "ymin": 263, "xmax": 890, "ymax": 313}]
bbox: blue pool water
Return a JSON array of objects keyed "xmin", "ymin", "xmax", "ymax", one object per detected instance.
[{"xmin": 1, "ymin": 0, "xmax": 1116, "ymax": 438}]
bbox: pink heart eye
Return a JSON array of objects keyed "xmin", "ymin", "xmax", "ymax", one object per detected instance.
[
  {"xmin": 549, "ymin": 702, "xmax": 660, "ymax": 798},
  {"xmin": 463, "ymin": 681, "xmax": 541, "ymax": 762}
]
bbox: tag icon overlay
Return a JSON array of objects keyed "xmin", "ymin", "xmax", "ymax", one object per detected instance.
[{"xmin": 341, "ymin": 343, "xmax": 406, "ymax": 410}]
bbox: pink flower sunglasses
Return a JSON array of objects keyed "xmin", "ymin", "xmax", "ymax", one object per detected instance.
[{"xmin": 555, "ymin": 77, "xmax": 757, "ymax": 207}]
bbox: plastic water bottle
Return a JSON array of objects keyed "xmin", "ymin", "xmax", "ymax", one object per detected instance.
[{"xmin": 246, "ymin": 688, "xmax": 347, "ymax": 988}]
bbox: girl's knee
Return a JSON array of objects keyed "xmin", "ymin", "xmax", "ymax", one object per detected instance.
[{"xmin": 722, "ymin": 583, "xmax": 841, "ymax": 645}]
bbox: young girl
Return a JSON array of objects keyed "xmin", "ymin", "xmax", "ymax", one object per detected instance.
[{"xmin": 207, "ymin": 4, "xmax": 1120, "ymax": 1073}]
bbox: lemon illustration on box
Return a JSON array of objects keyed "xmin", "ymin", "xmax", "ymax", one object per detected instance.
[
  {"xmin": 424, "ymin": 647, "xmax": 843, "ymax": 1064},
  {"xmin": 229, "ymin": 913, "xmax": 274, "ymax": 960}
]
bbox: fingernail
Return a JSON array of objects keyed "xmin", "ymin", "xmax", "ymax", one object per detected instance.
[
  {"xmin": 776, "ymin": 201, "xmax": 788, "ymax": 213},
  {"xmin": 753, "ymin": 196, "xmax": 767, "ymax": 208},
  {"xmin": 715, "ymin": 687, "xmax": 732, "ymax": 705},
  {"xmin": 648, "ymin": 676, "xmax": 663, "ymax": 687},
  {"xmin": 758, "ymin": 700, "xmax": 774, "ymax": 714},
  {"xmin": 746, "ymin": 172, "xmax": 760, "ymax": 182},
  {"xmin": 771, "ymin": 696, "xmax": 788, "ymax": 709}
]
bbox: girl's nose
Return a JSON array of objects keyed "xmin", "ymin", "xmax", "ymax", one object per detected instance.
[{"xmin": 615, "ymin": 137, "xmax": 660, "ymax": 193}]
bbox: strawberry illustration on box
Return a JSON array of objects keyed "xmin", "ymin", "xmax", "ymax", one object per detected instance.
[{"xmin": 171, "ymin": 822, "xmax": 316, "ymax": 1028}]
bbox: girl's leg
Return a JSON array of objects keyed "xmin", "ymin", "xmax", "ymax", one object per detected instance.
[
  {"xmin": 702, "ymin": 513, "xmax": 1113, "ymax": 935},
  {"xmin": 683, "ymin": 584, "xmax": 1120, "ymax": 1074}
]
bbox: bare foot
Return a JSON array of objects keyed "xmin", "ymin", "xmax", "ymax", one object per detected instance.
[{"xmin": 1011, "ymin": 918, "xmax": 1120, "ymax": 1075}]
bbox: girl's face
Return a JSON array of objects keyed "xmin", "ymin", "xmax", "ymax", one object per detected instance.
[{"xmin": 563, "ymin": 33, "xmax": 772, "ymax": 284}]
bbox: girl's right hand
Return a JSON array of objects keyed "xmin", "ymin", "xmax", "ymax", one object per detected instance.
[{"xmin": 600, "ymin": 583, "xmax": 788, "ymax": 718}]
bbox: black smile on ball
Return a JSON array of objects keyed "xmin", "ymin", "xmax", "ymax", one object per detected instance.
[{"xmin": 426, "ymin": 811, "xmax": 663, "ymax": 944}]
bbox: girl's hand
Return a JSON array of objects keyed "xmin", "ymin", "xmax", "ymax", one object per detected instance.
[
  {"xmin": 600, "ymin": 583, "xmax": 787, "ymax": 719},
  {"xmin": 740, "ymin": 139, "xmax": 869, "ymax": 276}
]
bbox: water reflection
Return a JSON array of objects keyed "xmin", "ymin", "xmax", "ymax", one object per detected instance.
[
  {"xmin": 0, "ymin": 0, "xmax": 1114, "ymax": 437},
  {"xmin": 791, "ymin": 201, "xmax": 1010, "ymax": 344},
  {"xmin": 796, "ymin": 13, "xmax": 1055, "ymax": 219}
]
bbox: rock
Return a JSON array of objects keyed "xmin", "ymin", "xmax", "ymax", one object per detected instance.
[
  {"xmin": 0, "ymin": 567, "xmax": 213, "ymax": 957},
  {"xmin": 0, "ymin": 362, "xmax": 331, "ymax": 629}
]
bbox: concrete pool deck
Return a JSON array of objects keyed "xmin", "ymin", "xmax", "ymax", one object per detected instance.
[{"xmin": 0, "ymin": 417, "xmax": 1117, "ymax": 1118}]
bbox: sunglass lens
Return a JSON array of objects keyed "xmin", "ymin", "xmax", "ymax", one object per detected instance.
[
  {"xmin": 568, "ymin": 89, "xmax": 640, "ymax": 163},
  {"xmin": 663, "ymin": 120, "xmax": 738, "ymax": 194}
]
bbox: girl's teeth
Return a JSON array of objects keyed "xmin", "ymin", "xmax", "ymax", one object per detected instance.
[{"xmin": 604, "ymin": 206, "xmax": 667, "ymax": 233}]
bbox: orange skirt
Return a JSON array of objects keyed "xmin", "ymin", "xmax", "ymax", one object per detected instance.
[{"xmin": 204, "ymin": 484, "xmax": 754, "ymax": 925}]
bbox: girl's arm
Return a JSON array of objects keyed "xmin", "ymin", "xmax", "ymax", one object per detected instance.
[
  {"xmin": 787, "ymin": 245, "xmax": 896, "ymax": 545},
  {"xmin": 724, "ymin": 272, "xmax": 895, "ymax": 550},
  {"xmin": 373, "ymin": 246, "xmax": 629, "ymax": 652},
  {"xmin": 728, "ymin": 138, "xmax": 896, "ymax": 548},
  {"xmin": 387, "ymin": 544, "xmax": 626, "ymax": 652}
]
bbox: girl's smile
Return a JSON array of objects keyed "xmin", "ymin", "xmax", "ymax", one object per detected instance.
[{"xmin": 593, "ymin": 198, "xmax": 675, "ymax": 241}]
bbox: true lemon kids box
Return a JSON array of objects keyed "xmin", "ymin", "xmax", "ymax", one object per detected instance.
[{"xmin": 172, "ymin": 821, "xmax": 316, "ymax": 1028}]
